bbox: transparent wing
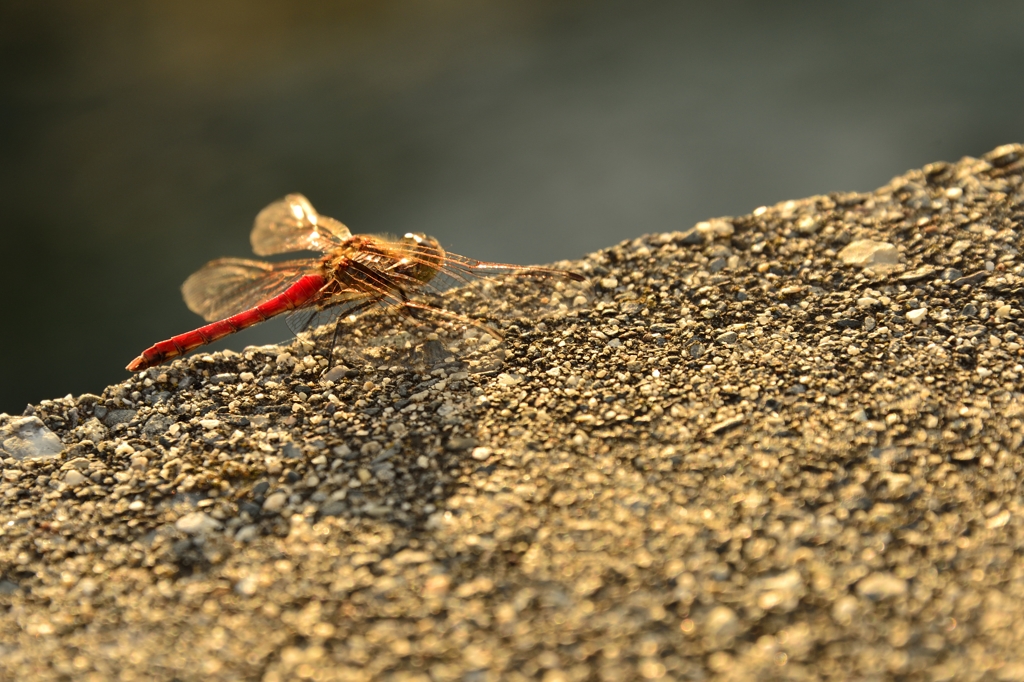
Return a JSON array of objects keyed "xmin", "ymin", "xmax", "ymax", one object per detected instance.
[
  {"xmin": 250, "ymin": 194, "xmax": 351, "ymax": 256},
  {"xmin": 404, "ymin": 242, "xmax": 586, "ymax": 298},
  {"xmin": 438, "ymin": 252, "xmax": 585, "ymax": 289},
  {"xmin": 181, "ymin": 257, "xmax": 321, "ymax": 322}
]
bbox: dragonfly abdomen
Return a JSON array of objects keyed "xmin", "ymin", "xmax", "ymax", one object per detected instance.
[{"xmin": 126, "ymin": 274, "xmax": 326, "ymax": 371}]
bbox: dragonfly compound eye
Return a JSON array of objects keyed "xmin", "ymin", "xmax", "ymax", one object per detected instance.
[{"xmin": 399, "ymin": 234, "xmax": 445, "ymax": 284}]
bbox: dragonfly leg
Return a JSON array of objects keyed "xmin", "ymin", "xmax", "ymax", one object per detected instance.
[
  {"xmin": 395, "ymin": 287, "xmax": 423, "ymax": 322},
  {"xmin": 396, "ymin": 300, "xmax": 501, "ymax": 339},
  {"xmin": 324, "ymin": 315, "xmax": 348, "ymax": 374},
  {"xmin": 317, "ymin": 298, "xmax": 382, "ymax": 377}
]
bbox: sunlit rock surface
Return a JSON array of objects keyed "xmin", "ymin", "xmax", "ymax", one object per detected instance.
[{"xmin": 3, "ymin": 144, "xmax": 1024, "ymax": 680}]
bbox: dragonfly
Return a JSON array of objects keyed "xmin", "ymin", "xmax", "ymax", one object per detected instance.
[{"xmin": 127, "ymin": 194, "xmax": 585, "ymax": 372}]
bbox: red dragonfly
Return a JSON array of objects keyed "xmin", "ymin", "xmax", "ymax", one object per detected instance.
[{"xmin": 127, "ymin": 194, "xmax": 584, "ymax": 372}]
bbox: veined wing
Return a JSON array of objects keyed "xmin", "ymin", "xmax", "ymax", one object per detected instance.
[
  {"xmin": 389, "ymin": 240, "xmax": 586, "ymax": 297},
  {"xmin": 436, "ymin": 251, "xmax": 586, "ymax": 289},
  {"xmin": 182, "ymin": 257, "xmax": 322, "ymax": 322},
  {"xmin": 251, "ymin": 194, "xmax": 351, "ymax": 256}
]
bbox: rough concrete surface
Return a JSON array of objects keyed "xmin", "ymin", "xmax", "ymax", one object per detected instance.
[{"xmin": 3, "ymin": 144, "xmax": 1024, "ymax": 681}]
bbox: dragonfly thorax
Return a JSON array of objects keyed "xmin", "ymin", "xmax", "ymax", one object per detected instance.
[{"xmin": 323, "ymin": 233, "xmax": 446, "ymax": 294}]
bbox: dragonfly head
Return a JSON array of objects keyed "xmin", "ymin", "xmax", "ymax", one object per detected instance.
[{"xmin": 398, "ymin": 233, "xmax": 445, "ymax": 284}]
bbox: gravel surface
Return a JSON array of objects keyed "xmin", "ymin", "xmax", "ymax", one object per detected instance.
[{"xmin": 4, "ymin": 144, "xmax": 1024, "ymax": 681}]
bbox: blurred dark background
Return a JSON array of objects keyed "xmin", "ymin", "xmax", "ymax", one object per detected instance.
[{"xmin": 2, "ymin": 0, "xmax": 1024, "ymax": 413}]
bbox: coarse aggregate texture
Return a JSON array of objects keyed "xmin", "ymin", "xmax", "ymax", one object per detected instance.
[{"xmin": 4, "ymin": 144, "xmax": 1024, "ymax": 681}]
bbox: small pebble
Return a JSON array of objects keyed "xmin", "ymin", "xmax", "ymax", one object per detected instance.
[
  {"xmin": 235, "ymin": 576, "xmax": 258, "ymax": 595},
  {"xmin": 838, "ymin": 240, "xmax": 899, "ymax": 268},
  {"xmin": 471, "ymin": 446, "xmax": 493, "ymax": 461},
  {"xmin": 715, "ymin": 331, "xmax": 738, "ymax": 345},
  {"xmin": 0, "ymin": 417, "xmax": 64, "ymax": 460},
  {"xmin": 704, "ymin": 606, "xmax": 740, "ymax": 649},
  {"xmin": 906, "ymin": 308, "xmax": 927, "ymax": 324},
  {"xmin": 856, "ymin": 573, "xmax": 907, "ymax": 600},
  {"xmin": 174, "ymin": 512, "xmax": 221, "ymax": 535},
  {"xmin": 234, "ymin": 525, "xmax": 258, "ymax": 543},
  {"xmin": 262, "ymin": 492, "xmax": 288, "ymax": 513}
]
